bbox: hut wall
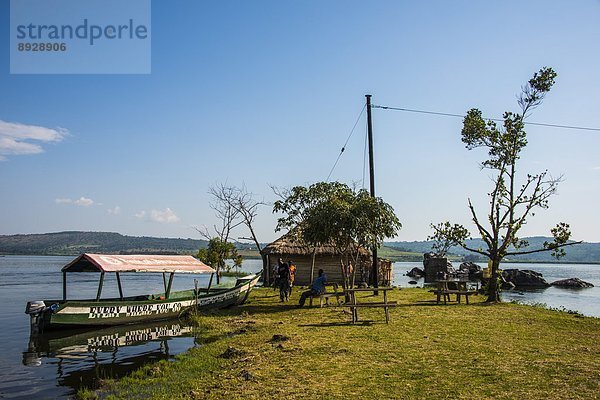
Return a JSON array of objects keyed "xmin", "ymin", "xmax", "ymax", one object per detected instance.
[
  {"xmin": 265, "ymin": 253, "xmax": 371, "ymax": 286},
  {"xmin": 297, "ymin": 254, "xmax": 342, "ymax": 286}
]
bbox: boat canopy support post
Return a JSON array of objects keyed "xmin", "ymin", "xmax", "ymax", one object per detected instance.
[
  {"xmin": 62, "ymin": 271, "xmax": 67, "ymax": 301},
  {"xmin": 206, "ymin": 272, "xmax": 215, "ymax": 294},
  {"xmin": 116, "ymin": 272, "xmax": 124, "ymax": 300},
  {"xmin": 165, "ymin": 272, "xmax": 174, "ymax": 299},
  {"xmin": 96, "ymin": 272, "xmax": 105, "ymax": 301},
  {"xmin": 162, "ymin": 272, "xmax": 167, "ymax": 295}
]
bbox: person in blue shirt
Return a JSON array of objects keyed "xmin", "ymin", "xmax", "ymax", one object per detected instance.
[{"xmin": 298, "ymin": 269, "xmax": 327, "ymax": 307}]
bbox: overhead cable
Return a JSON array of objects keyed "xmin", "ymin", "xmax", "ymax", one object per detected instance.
[
  {"xmin": 372, "ymin": 104, "xmax": 600, "ymax": 132},
  {"xmin": 326, "ymin": 104, "xmax": 367, "ymax": 182}
]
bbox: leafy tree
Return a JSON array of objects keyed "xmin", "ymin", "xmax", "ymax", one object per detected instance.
[
  {"xmin": 197, "ymin": 237, "xmax": 242, "ymax": 277},
  {"xmin": 273, "ymin": 181, "xmax": 402, "ymax": 283},
  {"xmin": 430, "ymin": 67, "xmax": 580, "ymax": 302}
]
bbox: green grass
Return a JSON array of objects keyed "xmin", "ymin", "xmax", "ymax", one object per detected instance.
[{"xmin": 97, "ymin": 287, "xmax": 600, "ymax": 400}]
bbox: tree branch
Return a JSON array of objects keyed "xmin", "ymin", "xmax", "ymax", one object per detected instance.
[{"xmin": 505, "ymin": 241, "xmax": 582, "ymax": 256}]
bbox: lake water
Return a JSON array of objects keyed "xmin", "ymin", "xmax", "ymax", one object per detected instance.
[
  {"xmin": 0, "ymin": 255, "xmax": 256, "ymax": 399},
  {"xmin": 392, "ymin": 261, "xmax": 600, "ymax": 317},
  {"xmin": 0, "ymin": 256, "xmax": 598, "ymax": 398}
]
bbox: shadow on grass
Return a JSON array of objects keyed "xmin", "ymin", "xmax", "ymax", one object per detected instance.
[
  {"xmin": 196, "ymin": 302, "xmax": 303, "ymax": 317},
  {"xmin": 409, "ymin": 300, "xmax": 495, "ymax": 309},
  {"xmin": 298, "ymin": 321, "xmax": 375, "ymax": 327}
]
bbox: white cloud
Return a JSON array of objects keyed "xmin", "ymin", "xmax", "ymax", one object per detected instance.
[
  {"xmin": 135, "ymin": 210, "xmax": 146, "ymax": 219},
  {"xmin": 55, "ymin": 198, "xmax": 73, "ymax": 204},
  {"xmin": 134, "ymin": 208, "xmax": 180, "ymax": 223},
  {"xmin": 150, "ymin": 208, "xmax": 180, "ymax": 223},
  {"xmin": 0, "ymin": 120, "xmax": 67, "ymax": 161},
  {"xmin": 593, "ymin": 166, "xmax": 600, "ymax": 171},
  {"xmin": 108, "ymin": 206, "xmax": 122, "ymax": 215},
  {"xmin": 55, "ymin": 196, "xmax": 95, "ymax": 207},
  {"xmin": 74, "ymin": 197, "xmax": 94, "ymax": 207}
]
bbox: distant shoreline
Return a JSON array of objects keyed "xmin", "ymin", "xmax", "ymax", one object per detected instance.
[
  {"xmin": 1, "ymin": 231, "xmax": 599, "ymax": 263},
  {"xmin": 1, "ymin": 253, "xmax": 598, "ymax": 265}
]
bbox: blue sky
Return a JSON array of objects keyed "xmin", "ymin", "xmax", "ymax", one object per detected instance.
[{"xmin": 1, "ymin": 0, "xmax": 599, "ymax": 243}]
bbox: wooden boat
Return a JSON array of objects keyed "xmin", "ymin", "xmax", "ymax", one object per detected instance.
[{"xmin": 25, "ymin": 254, "xmax": 261, "ymax": 333}]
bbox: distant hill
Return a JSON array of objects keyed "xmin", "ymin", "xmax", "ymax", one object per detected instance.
[
  {"xmin": 386, "ymin": 237, "xmax": 600, "ymax": 264},
  {"xmin": 0, "ymin": 231, "xmax": 208, "ymax": 256},
  {"xmin": 1, "ymin": 232, "xmax": 599, "ymax": 263}
]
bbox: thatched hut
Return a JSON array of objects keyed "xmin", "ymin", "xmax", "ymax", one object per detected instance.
[{"xmin": 261, "ymin": 232, "xmax": 372, "ymax": 286}]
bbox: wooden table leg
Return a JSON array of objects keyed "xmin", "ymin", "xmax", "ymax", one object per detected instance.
[
  {"xmin": 352, "ymin": 293, "xmax": 358, "ymax": 323},
  {"xmin": 383, "ymin": 290, "xmax": 390, "ymax": 323}
]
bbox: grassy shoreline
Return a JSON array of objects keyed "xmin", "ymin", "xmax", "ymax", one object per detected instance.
[{"xmin": 87, "ymin": 287, "xmax": 599, "ymax": 399}]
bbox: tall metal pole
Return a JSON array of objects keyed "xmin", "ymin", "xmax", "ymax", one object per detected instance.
[{"xmin": 366, "ymin": 94, "xmax": 378, "ymax": 290}]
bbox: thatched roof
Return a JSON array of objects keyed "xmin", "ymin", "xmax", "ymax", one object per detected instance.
[{"xmin": 261, "ymin": 231, "xmax": 371, "ymax": 257}]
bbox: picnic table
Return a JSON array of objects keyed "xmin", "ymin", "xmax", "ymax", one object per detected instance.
[
  {"xmin": 433, "ymin": 279, "xmax": 478, "ymax": 304},
  {"xmin": 345, "ymin": 287, "xmax": 398, "ymax": 324}
]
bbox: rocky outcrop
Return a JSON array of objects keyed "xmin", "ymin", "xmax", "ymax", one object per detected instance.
[
  {"xmin": 406, "ymin": 267, "xmax": 425, "ymax": 278},
  {"xmin": 459, "ymin": 262, "xmax": 481, "ymax": 274},
  {"xmin": 551, "ymin": 278, "xmax": 594, "ymax": 288},
  {"xmin": 502, "ymin": 269, "xmax": 550, "ymax": 288},
  {"xmin": 423, "ymin": 253, "xmax": 452, "ymax": 283},
  {"xmin": 459, "ymin": 262, "xmax": 482, "ymax": 280}
]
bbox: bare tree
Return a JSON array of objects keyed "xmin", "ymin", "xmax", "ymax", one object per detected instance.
[
  {"xmin": 195, "ymin": 183, "xmax": 244, "ymax": 242},
  {"xmin": 231, "ymin": 184, "xmax": 266, "ymax": 253},
  {"xmin": 197, "ymin": 183, "xmax": 267, "ymax": 279}
]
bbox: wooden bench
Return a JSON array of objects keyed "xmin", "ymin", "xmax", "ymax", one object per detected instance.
[
  {"xmin": 308, "ymin": 283, "xmax": 344, "ymax": 307},
  {"xmin": 433, "ymin": 280, "xmax": 479, "ymax": 305},
  {"xmin": 345, "ymin": 287, "xmax": 397, "ymax": 324},
  {"xmin": 431, "ymin": 289, "xmax": 478, "ymax": 304}
]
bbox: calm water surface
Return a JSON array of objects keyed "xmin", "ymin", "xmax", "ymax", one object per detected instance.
[
  {"xmin": 0, "ymin": 256, "xmax": 258, "ymax": 399},
  {"xmin": 393, "ymin": 261, "xmax": 600, "ymax": 317},
  {"xmin": 0, "ymin": 256, "xmax": 598, "ymax": 398}
]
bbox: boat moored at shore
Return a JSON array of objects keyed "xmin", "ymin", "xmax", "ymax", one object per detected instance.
[{"xmin": 25, "ymin": 253, "xmax": 260, "ymax": 333}]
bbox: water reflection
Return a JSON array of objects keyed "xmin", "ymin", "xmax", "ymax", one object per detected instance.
[{"xmin": 23, "ymin": 321, "xmax": 196, "ymax": 394}]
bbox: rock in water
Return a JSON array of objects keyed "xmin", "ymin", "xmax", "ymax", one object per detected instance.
[
  {"xmin": 459, "ymin": 262, "xmax": 483, "ymax": 280},
  {"xmin": 502, "ymin": 269, "xmax": 550, "ymax": 288},
  {"xmin": 459, "ymin": 262, "xmax": 481, "ymax": 274},
  {"xmin": 406, "ymin": 267, "xmax": 425, "ymax": 278},
  {"xmin": 551, "ymin": 278, "xmax": 594, "ymax": 288}
]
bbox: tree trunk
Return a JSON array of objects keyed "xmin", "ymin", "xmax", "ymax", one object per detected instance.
[
  {"xmin": 310, "ymin": 248, "xmax": 316, "ymax": 284},
  {"xmin": 485, "ymin": 258, "xmax": 501, "ymax": 302},
  {"xmin": 340, "ymin": 256, "xmax": 347, "ymax": 291},
  {"xmin": 261, "ymin": 253, "xmax": 268, "ymax": 284}
]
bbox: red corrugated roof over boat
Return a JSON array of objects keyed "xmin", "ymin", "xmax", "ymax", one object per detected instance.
[{"xmin": 62, "ymin": 253, "xmax": 215, "ymax": 274}]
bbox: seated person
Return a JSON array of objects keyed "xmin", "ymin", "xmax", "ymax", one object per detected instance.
[{"xmin": 298, "ymin": 269, "xmax": 327, "ymax": 307}]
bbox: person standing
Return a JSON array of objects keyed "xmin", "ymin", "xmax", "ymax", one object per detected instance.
[
  {"xmin": 287, "ymin": 260, "xmax": 296, "ymax": 297},
  {"xmin": 278, "ymin": 259, "xmax": 291, "ymax": 302},
  {"xmin": 271, "ymin": 261, "xmax": 280, "ymax": 289},
  {"xmin": 298, "ymin": 269, "xmax": 327, "ymax": 307}
]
